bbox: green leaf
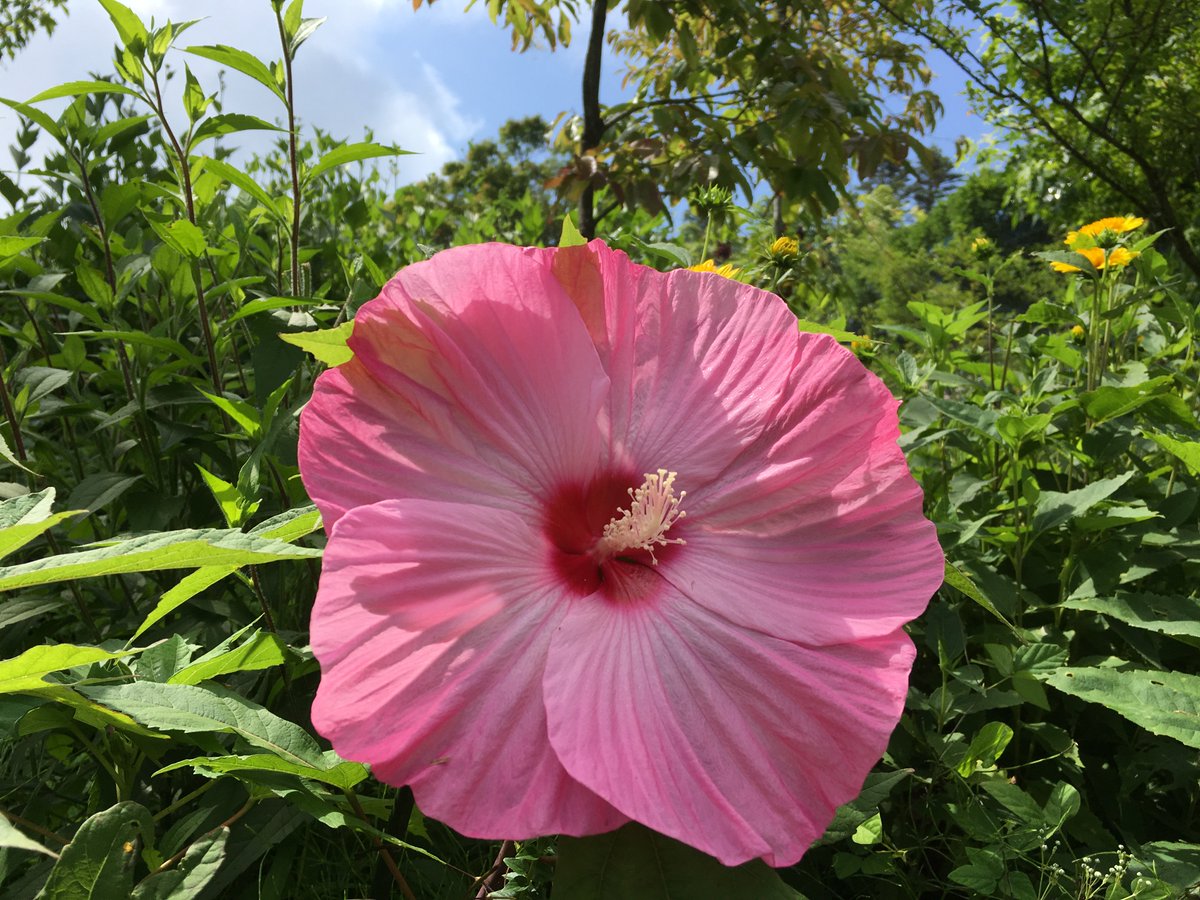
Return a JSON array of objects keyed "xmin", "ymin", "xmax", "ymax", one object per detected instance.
[
  {"xmin": 0, "ymin": 97, "xmax": 63, "ymax": 141},
  {"xmin": 190, "ymin": 114, "xmax": 281, "ymax": 149},
  {"xmin": 97, "ymin": 0, "xmax": 148, "ymax": 51},
  {"xmin": 131, "ymin": 827, "xmax": 227, "ymax": 900},
  {"xmin": 1149, "ymin": 433, "xmax": 1200, "ymax": 476},
  {"xmin": 197, "ymin": 391, "xmax": 260, "ymax": 437},
  {"xmin": 0, "ymin": 489, "xmax": 84, "ymax": 560},
  {"xmin": 1060, "ymin": 593, "xmax": 1200, "ymax": 641},
  {"xmin": 306, "ymin": 142, "xmax": 411, "ymax": 182},
  {"xmin": 850, "ymin": 812, "xmax": 883, "ymax": 846},
  {"xmin": 1032, "ymin": 472, "xmax": 1133, "ymax": 536},
  {"xmin": 0, "ymin": 235, "xmax": 45, "ymax": 259},
  {"xmin": 279, "ymin": 322, "xmax": 354, "ymax": 366},
  {"xmin": 559, "ymin": 214, "xmax": 587, "ymax": 248},
  {"xmin": 203, "ymin": 158, "xmax": 283, "ymax": 219},
  {"xmin": 0, "ymin": 644, "xmax": 137, "ymax": 695},
  {"xmin": 81, "ymin": 681, "xmax": 325, "ymax": 766},
  {"xmin": 0, "ymin": 597, "xmax": 64, "ymax": 632},
  {"xmin": 955, "ymin": 722, "xmax": 1014, "ymax": 776},
  {"xmin": 0, "ymin": 432, "xmax": 33, "ymax": 473},
  {"xmin": 35, "ymin": 801, "xmax": 154, "ymax": 900},
  {"xmin": 155, "ymin": 753, "xmax": 367, "ymax": 791},
  {"xmin": 941, "ymin": 560, "xmax": 1015, "ymax": 630},
  {"xmin": 948, "ymin": 847, "xmax": 1005, "ymax": 893},
  {"xmin": 151, "ymin": 218, "xmax": 207, "ymax": 258},
  {"xmin": 795, "ymin": 320, "xmax": 865, "ymax": 343},
  {"xmin": 554, "ymin": 822, "xmax": 802, "ymax": 899},
  {"xmin": 1079, "ymin": 377, "xmax": 1173, "ymax": 423},
  {"xmin": 131, "ymin": 567, "xmax": 239, "ymax": 642},
  {"xmin": 168, "ymin": 631, "xmax": 286, "ymax": 685},
  {"xmin": 0, "ymin": 814, "xmax": 58, "ymax": 857},
  {"xmin": 1044, "ymin": 667, "xmax": 1200, "ymax": 749},
  {"xmin": 27, "ymin": 81, "xmax": 140, "ymax": 104},
  {"xmin": 0, "ymin": 527, "xmax": 319, "ymax": 592},
  {"xmin": 184, "ymin": 45, "xmax": 287, "ymax": 103},
  {"xmin": 249, "ymin": 505, "xmax": 322, "ymax": 542}
]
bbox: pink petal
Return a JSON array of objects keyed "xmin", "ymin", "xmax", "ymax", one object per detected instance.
[
  {"xmin": 552, "ymin": 245, "xmax": 803, "ymax": 481},
  {"xmin": 544, "ymin": 569, "xmax": 915, "ymax": 867},
  {"xmin": 301, "ymin": 243, "xmax": 609, "ymax": 531},
  {"xmin": 312, "ymin": 500, "xmax": 628, "ymax": 837}
]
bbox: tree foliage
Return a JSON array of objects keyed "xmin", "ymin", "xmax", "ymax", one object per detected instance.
[
  {"xmin": 881, "ymin": 0, "xmax": 1200, "ymax": 278},
  {"xmin": 0, "ymin": 0, "xmax": 68, "ymax": 60}
]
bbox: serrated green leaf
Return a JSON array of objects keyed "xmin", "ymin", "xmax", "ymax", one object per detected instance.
[
  {"xmin": 555, "ymin": 822, "xmax": 802, "ymax": 899},
  {"xmin": 1079, "ymin": 377, "xmax": 1173, "ymax": 423},
  {"xmin": 0, "ymin": 644, "xmax": 137, "ymax": 695},
  {"xmin": 1149, "ymin": 433, "xmax": 1200, "ymax": 476},
  {"xmin": 0, "ymin": 235, "xmax": 45, "ymax": 259},
  {"xmin": 131, "ymin": 566, "xmax": 239, "ymax": 642},
  {"xmin": 0, "ymin": 528, "xmax": 319, "ymax": 592},
  {"xmin": 306, "ymin": 142, "xmax": 411, "ymax": 182},
  {"xmin": 184, "ymin": 45, "xmax": 287, "ymax": 103},
  {"xmin": 190, "ymin": 113, "xmax": 280, "ymax": 149},
  {"xmin": 941, "ymin": 560, "xmax": 1015, "ymax": 629},
  {"xmin": 35, "ymin": 801, "xmax": 153, "ymax": 900},
  {"xmin": 279, "ymin": 322, "xmax": 354, "ymax": 366},
  {"xmin": 1032, "ymin": 472, "xmax": 1133, "ymax": 536},
  {"xmin": 81, "ymin": 681, "xmax": 325, "ymax": 766},
  {"xmin": 155, "ymin": 753, "xmax": 367, "ymax": 791},
  {"xmin": 97, "ymin": 0, "xmax": 148, "ymax": 50},
  {"xmin": 1044, "ymin": 667, "xmax": 1200, "ymax": 749},
  {"xmin": 1061, "ymin": 593, "xmax": 1200, "ymax": 640},
  {"xmin": 203, "ymin": 157, "xmax": 283, "ymax": 219},
  {"xmin": 26, "ymin": 81, "xmax": 140, "ymax": 104},
  {"xmin": 168, "ymin": 631, "xmax": 285, "ymax": 685}
]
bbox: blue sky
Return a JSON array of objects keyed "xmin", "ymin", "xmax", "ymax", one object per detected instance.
[{"xmin": 0, "ymin": 0, "xmax": 994, "ymax": 187}]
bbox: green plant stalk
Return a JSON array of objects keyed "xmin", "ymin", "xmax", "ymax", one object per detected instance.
[
  {"xmin": 148, "ymin": 68, "xmax": 225, "ymax": 401},
  {"xmin": 274, "ymin": 4, "xmax": 303, "ymax": 296}
]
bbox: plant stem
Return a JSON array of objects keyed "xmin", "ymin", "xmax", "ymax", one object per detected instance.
[{"xmin": 274, "ymin": 6, "xmax": 303, "ymax": 295}]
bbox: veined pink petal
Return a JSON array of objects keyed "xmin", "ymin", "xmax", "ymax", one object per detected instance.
[
  {"xmin": 301, "ymin": 243, "xmax": 610, "ymax": 531},
  {"xmin": 312, "ymin": 500, "xmax": 628, "ymax": 837},
  {"xmin": 552, "ymin": 245, "xmax": 802, "ymax": 481},
  {"xmin": 543, "ymin": 570, "xmax": 915, "ymax": 867}
]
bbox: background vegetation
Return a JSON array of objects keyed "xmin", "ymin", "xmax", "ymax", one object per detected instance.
[{"xmin": 1, "ymin": 0, "xmax": 1198, "ymax": 897}]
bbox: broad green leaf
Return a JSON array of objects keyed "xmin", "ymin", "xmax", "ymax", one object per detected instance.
[
  {"xmin": 35, "ymin": 801, "xmax": 154, "ymax": 900},
  {"xmin": 1079, "ymin": 377, "xmax": 1173, "ymax": 423},
  {"xmin": 306, "ymin": 141, "xmax": 411, "ymax": 182},
  {"xmin": 184, "ymin": 45, "xmax": 287, "ymax": 103},
  {"xmin": 81, "ymin": 681, "xmax": 325, "ymax": 766},
  {"xmin": 0, "ymin": 235, "xmax": 44, "ymax": 259},
  {"xmin": 279, "ymin": 322, "xmax": 354, "ymax": 366},
  {"xmin": 69, "ymin": 330, "xmax": 204, "ymax": 366},
  {"xmin": 0, "ymin": 597, "xmax": 64, "ymax": 632},
  {"xmin": 1032, "ymin": 472, "xmax": 1133, "ymax": 536},
  {"xmin": 815, "ymin": 769, "xmax": 910, "ymax": 847},
  {"xmin": 155, "ymin": 753, "xmax": 368, "ymax": 791},
  {"xmin": 0, "ymin": 510, "xmax": 81, "ymax": 561},
  {"xmin": 0, "ymin": 528, "xmax": 319, "ymax": 592},
  {"xmin": 26, "ymin": 81, "xmax": 140, "ymax": 103},
  {"xmin": 1044, "ymin": 667, "xmax": 1200, "ymax": 749},
  {"xmin": 2, "ymin": 289, "xmax": 106, "ymax": 327},
  {"xmin": 559, "ymin": 214, "xmax": 587, "ymax": 247},
  {"xmin": 197, "ymin": 391, "xmax": 260, "ymax": 437},
  {"xmin": 131, "ymin": 827, "xmax": 227, "ymax": 900},
  {"xmin": 226, "ymin": 295, "xmax": 326, "ymax": 323},
  {"xmin": 135, "ymin": 635, "xmax": 195, "ymax": 683},
  {"xmin": 851, "ymin": 813, "xmax": 883, "ymax": 846},
  {"xmin": 1060, "ymin": 593, "xmax": 1200, "ymax": 640},
  {"xmin": 1149, "ymin": 433, "xmax": 1200, "ymax": 476},
  {"xmin": 0, "ymin": 96, "xmax": 64, "ymax": 140},
  {"xmin": 131, "ymin": 566, "xmax": 239, "ymax": 641},
  {"xmin": 0, "ymin": 815, "xmax": 58, "ymax": 857},
  {"xmin": 169, "ymin": 631, "xmax": 286, "ymax": 685},
  {"xmin": 948, "ymin": 847, "xmax": 1004, "ymax": 893},
  {"xmin": 554, "ymin": 822, "xmax": 802, "ymax": 899},
  {"xmin": 65, "ymin": 473, "xmax": 142, "ymax": 516},
  {"xmin": 0, "ymin": 489, "xmax": 82, "ymax": 560},
  {"xmin": 0, "ymin": 644, "xmax": 136, "ymax": 695},
  {"xmin": 151, "ymin": 218, "xmax": 207, "ymax": 258}
]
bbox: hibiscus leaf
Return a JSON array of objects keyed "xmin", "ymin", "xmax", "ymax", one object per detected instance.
[
  {"xmin": 81, "ymin": 681, "xmax": 326, "ymax": 767},
  {"xmin": 555, "ymin": 822, "xmax": 803, "ymax": 899},
  {"xmin": 1044, "ymin": 667, "xmax": 1200, "ymax": 749}
]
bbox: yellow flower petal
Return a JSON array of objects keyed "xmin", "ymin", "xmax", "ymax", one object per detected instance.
[{"xmin": 687, "ymin": 259, "xmax": 742, "ymax": 279}]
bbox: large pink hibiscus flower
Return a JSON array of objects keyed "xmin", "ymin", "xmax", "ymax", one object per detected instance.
[{"xmin": 299, "ymin": 241, "xmax": 943, "ymax": 867}]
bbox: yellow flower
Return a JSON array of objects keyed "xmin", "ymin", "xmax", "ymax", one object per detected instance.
[
  {"xmin": 851, "ymin": 339, "xmax": 872, "ymax": 353},
  {"xmin": 688, "ymin": 259, "xmax": 741, "ymax": 279},
  {"xmin": 1070, "ymin": 324, "xmax": 1085, "ymax": 340},
  {"xmin": 769, "ymin": 236, "xmax": 800, "ymax": 259},
  {"xmin": 970, "ymin": 236, "xmax": 992, "ymax": 253},
  {"xmin": 1050, "ymin": 246, "xmax": 1139, "ymax": 274},
  {"xmin": 1065, "ymin": 215, "xmax": 1145, "ymax": 249}
]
